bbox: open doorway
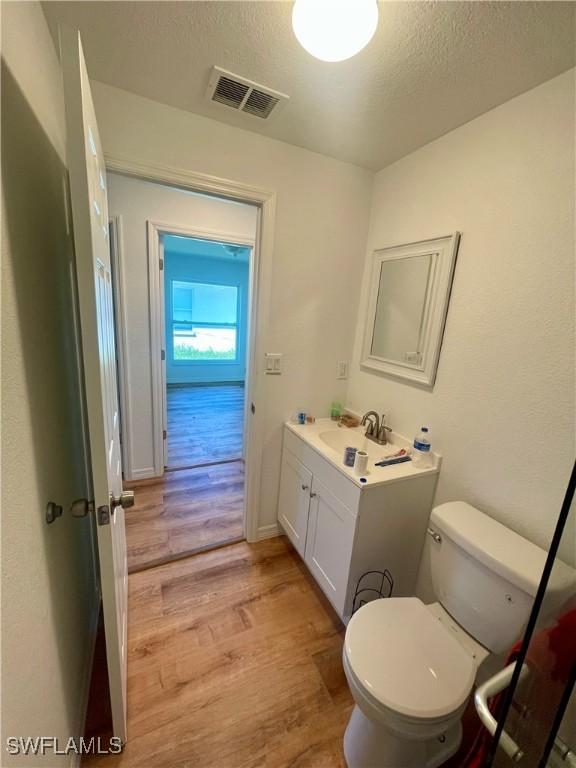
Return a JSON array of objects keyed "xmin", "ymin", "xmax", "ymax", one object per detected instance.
[
  {"xmin": 162, "ymin": 234, "xmax": 251, "ymax": 471},
  {"xmin": 107, "ymin": 173, "xmax": 262, "ymax": 572}
]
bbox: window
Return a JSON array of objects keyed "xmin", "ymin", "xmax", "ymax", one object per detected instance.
[{"xmin": 171, "ymin": 281, "xmax": 239, "ymax": 362}]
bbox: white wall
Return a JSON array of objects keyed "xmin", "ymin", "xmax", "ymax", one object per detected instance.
[
  {"xmin": 96, "ymin": 84, "xmax": 373, "ymax": 532},
  {"xmin": 347, "ymin": 70, "xmax": 575, "ymax": 569},
  {"xmin": 94, "ymin": 60, "xmax": 573, "ymax": 555},
  {"xmin": 107, "ymin": 172, "xmax": 258, "ymax": 478},
  {"xmin": 2, "ymin": 2, "xmax": 99, "ymax": 762}
]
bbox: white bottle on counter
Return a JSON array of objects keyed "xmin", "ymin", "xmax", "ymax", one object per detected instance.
[{"xmin": 412, "ymin": 427, "xmax": 432, "ymax": 468}]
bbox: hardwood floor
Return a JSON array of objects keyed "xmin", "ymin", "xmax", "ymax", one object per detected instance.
[
  {"xmin": 167, "ymin": 383, "xmax": 245, "ymax": 469},
  {"xmin": 85, "ymin": 537, "xmax": 352, "ymax": 768},
  {"xmin": 125, "ymin": 461, "xmax": 244, "ymax": 573}
]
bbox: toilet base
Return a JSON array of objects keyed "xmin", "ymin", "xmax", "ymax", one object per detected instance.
[{"xmin": 343, "ymin": 705, "xmax": 462, "ymax": 768}]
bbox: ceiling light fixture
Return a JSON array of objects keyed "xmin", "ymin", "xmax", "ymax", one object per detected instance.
[{"xmin": 292, "ymin": 0, "xmax": 379, "ymax": 63}]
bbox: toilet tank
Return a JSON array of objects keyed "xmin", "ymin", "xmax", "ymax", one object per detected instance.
[{"xmin": 428, "ymin": 501, "xmax": 575, "ymax": 654}]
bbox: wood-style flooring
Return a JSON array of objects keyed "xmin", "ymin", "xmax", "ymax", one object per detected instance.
[
  {"xmin": 84, "ymin": 537, "xmax": 353, "ymax": 768},
  {"xmin": 167, "ymin": 384, "xmax": 245, "ymax": 469},
  {"xmin": 84, "ymin": 538, "xmax": 480, "ymax": 767},
  {"xmin": 125, "ymin": 462, "xmax": 244, "ymax": 573}
]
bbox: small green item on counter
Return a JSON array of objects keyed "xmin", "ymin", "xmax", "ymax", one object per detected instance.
[{"xmin": 330, "ymin": 401, "xmax": 342, "ymax": 420}]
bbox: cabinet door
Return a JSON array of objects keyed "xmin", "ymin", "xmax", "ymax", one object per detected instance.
[
  {"xmin": 277, "ymin": 449, "xmax": 313, "ymax": 557},
  {"xmin": 304, "ymin": 476, "xmax": 356, "ymax": 617}
]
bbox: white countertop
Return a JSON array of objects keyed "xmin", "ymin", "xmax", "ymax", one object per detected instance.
[{"xmin": 285, "ymin": 418, "xmax": 441, "ymax": 489}]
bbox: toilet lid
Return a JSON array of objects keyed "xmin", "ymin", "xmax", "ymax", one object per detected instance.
[{"xmin": 344, "ymin": 598, "xmax": 476, "ymax": 720}]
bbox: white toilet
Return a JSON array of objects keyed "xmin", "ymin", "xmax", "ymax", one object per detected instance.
[{"xmin": 343, "ymin": 500, "xmax": 575, "ymax": 768}]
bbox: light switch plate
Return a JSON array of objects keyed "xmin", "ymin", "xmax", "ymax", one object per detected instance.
[
  {"xmin": 265, "ymin": 353, "xmax": 282, "ymax": 375},
  {"xmin": 336, "ymin": 360, "xmax": 348, "ymax": 379}
]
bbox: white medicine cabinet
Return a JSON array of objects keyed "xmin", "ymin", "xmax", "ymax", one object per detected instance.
[{"xmin": 361, "ymin": 233, "xmax": 460, "ymax": 387}]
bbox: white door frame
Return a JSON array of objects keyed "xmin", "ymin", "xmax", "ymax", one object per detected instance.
[
  {"xmin": 108, "ymin": 215, "xmax": 134, "ymax": 479},
  {"xmin": 147, "ymin": 220, "xmax": 256, "ymax": 476},
  {"xmin": 104, "ymin": 154, "xmax": 276, "ymax": 543}
]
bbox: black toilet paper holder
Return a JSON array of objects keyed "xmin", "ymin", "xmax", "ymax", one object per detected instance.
[{"xmin": 352, "ymin": 569, "xmax": 394, "ymax": 615}]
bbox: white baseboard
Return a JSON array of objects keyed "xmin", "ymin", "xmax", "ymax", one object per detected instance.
[
  {"xmin": 127, "ymin": 466, "xmax": 157, "ymax": 481},
  {"xmin": 256, "ymin": 523, "xmax": 281, "ymax": 540}
]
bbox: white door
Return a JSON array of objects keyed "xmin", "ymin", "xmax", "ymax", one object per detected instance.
[
  {"xmin": 304, "ymin": 476, "xmax": 356, "ymax": 616},
  {"xmin": 62, "ymin": 27, "xmax": 129, "ymax": 743},
  {"xmin": 277, "ymin": 450, "xmax": 313, "ymax": 556}
]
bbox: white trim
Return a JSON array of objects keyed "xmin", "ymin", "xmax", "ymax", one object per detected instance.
[
  {"xmin": 108, "ymin": 216, "xmax": 134, "ymax": 480},
  {"xmin": 146, "ymin": 221, "xmax": 166, "ymax": 478},
  {"xmin": 154, "ymin": 220, "xmax": 256, "ymax": 248},
  {"xmin": 105, "ymin": 154, "xmax": 276, "ymax": 543},
  {"xmin": 257, "ymin": 523, "xmax": 281, "ymax": 540},
  {"xmin": 129, "ymin": 467, "xmax": 158, "ymax": 481},
  {"xmin": 105, "ymin": 153, "xmax": 274, "ymax": 204},
  {"xmin": 361, "ymin": 233, "xmax": 460, "ymax": 388},
  {"xmin": 148, "ymin": 219, "xmax": 255, "ymax": 478}
]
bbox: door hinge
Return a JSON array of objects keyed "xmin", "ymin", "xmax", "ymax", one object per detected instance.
[
  {"xmin": 163, "ymin": 429, "xmax": 167, "ymax": 440},
  {"xmin": 161, "ymin": 349, "xmax": 166, "ymax": 361},
  {"xmin": 159, "ymin": 258, "xmax": 164, "ymax": 270},
  {"xmin": 553, "ymin": 736, "xmax": 576, "ymax": 767},
  {"xmin": 97, "ymin": 505, "xmax": 111, "ymax": 526}
]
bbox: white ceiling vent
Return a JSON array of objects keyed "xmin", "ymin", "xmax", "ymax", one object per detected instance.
[{"xmin": 206, "ymin": 67, "xmax": 288, "ymax": 120}]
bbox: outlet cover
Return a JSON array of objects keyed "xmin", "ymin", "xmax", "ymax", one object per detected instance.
[{"xmin": 336, "ymin": 361, "xmax": 348, "ymax": 379}]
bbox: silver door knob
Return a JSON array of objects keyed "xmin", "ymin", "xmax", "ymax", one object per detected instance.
[{"xmin": 110, "ymin": 490, "xmax": 135, "ymax": 511}]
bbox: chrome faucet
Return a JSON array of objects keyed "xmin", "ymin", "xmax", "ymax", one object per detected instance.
[
  {"xmin": 361, "ymin": 410, "xmax": 379, "ymax": 437},
  {"xmin": 361, "ymin": 411, "xmax": 392, "ymax": 445}
]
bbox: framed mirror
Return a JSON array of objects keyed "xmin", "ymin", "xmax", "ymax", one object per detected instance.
[{"xmin": 361, "ymin": 233, "xmax": 460, "ymax": 387}]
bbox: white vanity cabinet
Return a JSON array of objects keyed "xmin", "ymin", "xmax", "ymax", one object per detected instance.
[
  {"xmin": 279, "ymin": 458, "xmax": 356, "ymax": 612},
  {"xmin": 304, "ymin": 476, "xmax": 356, "ymax": 614},
  {"xmin": 277, "ymin": 422, "xmax": 440, "ymax": 622},
  {"xmin": 277, "ymin": 450, "xmax": 313, "ymax": 557}
]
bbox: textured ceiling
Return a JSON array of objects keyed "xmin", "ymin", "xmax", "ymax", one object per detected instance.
[{"xmin": 43, "ymin": 1, "xmax": 575, "ymax": 170}]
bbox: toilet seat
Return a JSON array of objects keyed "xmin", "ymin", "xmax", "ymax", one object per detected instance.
[
  {"xmin": 344, "ymin": 598, "xmax": 476, "ymax": 723},
  {"xmin": 343, "ymin": 651, "xmax": 462, "ymax": 743}
]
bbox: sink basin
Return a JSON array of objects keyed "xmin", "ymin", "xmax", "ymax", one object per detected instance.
[{"xmin": 318, "ymin": 429, "xmax": 399, "ymax": 461}]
